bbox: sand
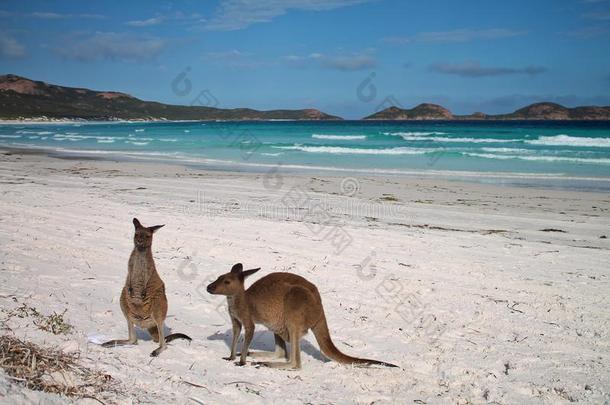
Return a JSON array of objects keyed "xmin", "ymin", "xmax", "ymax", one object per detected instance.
[{"xmin": 0, "ymin": 149, "xmax": 608, "ymax": 404}]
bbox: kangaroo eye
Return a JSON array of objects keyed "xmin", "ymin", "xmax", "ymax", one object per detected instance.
[{"xmin": 224, "ymin": 280, "xmax": 230, "ymax": 285}]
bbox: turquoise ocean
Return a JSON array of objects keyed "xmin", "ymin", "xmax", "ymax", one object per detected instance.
[{"xmin": 2, "ymin": 120, "xmax": 610, "ymax": 191}]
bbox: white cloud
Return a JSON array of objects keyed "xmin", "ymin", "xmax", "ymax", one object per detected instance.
[
  {"xmin": 202, "ymin": 49, "xmax": 264, "ymax": 68},
  {"xmin": 381, "ymin": 36, "xmax": 411, "ymax": 45},
  {"xmin": 283, "ymin": 51, "xmax": 376, "ymax": 71},
  {"xmin": 419, "ymin": 28, "xmax": 525, "ymax": 42},
  {"xmin": 382, "ymin": 28, "xmax": 526, "ymax": 45},
  {"xmin": 29, "ymin": 12, "xmax": 104, "ymax": 19},
  {"xmin": 126, "ymin": 17, "xmax": 164, "ymax": 27},
  {"xmin": 429, "ymin": 61, "xmax": 547, "ymax": 77},
  {"xmin": 206, "ymin": 0, "xmax": 373, "ymax": 31},
  {"xmin": 324, "ymin": 54, "xmax": 376, "ymax": 71},
  {"xmin": 57, "ymin": 32, "xmax": 166, "ymax": 62},
  {"xmin": 0, "ymin": 34, "xmax": 26, "ymax": 59},
  {"xmin": 31, "ymin": 12, "xmax": 66, "ymax": 19},
  {"xmin": 124, "ymin": 12, "xmax": 205, "ymax": 28}
]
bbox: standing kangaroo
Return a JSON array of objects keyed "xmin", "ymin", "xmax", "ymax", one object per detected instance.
[
  {"xmin": 102, "ymin": 218, "xmax": 191, "ymax": 357},
  {"xmin": 207, "ymin": 264, "xmax": 397, "ymax": 369}
]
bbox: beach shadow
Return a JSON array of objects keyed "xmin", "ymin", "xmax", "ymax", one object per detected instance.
[
  {"xmin": 207, "ymin": 329, "xmax": 327, "ymax": 362},
  {"xmin": 135, "ymin": 324, "xmax": 172, "ymax": 341}
]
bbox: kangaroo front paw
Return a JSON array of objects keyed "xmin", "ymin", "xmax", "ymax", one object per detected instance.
[
  {"xmin": 253, "ymin": 361, "xmax": 299, "ymax": 370},
  {"xmin": 223, "ymin": 355, "xmax": 236, "ymax": 361},
  {"xmin": 235, "ymin": 359, "xmax": 247, "ymax": 366}
]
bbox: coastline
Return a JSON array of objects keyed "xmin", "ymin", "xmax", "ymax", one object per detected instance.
[
  {"xmin": 3, "ymin": 117, "xmax": 610, "ymax": 124},
  {"xmin": 2, "ymin": 147, "xmax": 610, "ymax": 252},
  {"xmin": 0, "ymin": 118, "xmax": 200, "ymax": 125},
  {"xmin": 2, "ymin": 143, "xmax": 610, "ymax": 193}
]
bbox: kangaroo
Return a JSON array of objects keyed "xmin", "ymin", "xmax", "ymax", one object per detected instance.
[
  {"xmin": 102, "ymin": 218, "xmax": 191, "ymax": 357},
  {"xmin": 207, "ymin": 264, "xmax": 397, "ymax": 369}
]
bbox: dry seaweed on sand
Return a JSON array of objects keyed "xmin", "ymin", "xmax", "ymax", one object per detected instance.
[
  {"xmin": 4, "ymin": 302, "xmax": 73, "ymax": 335},
  {"xmin": 0, "ymin": 335, "xmax": 120, "ymax": 402}
]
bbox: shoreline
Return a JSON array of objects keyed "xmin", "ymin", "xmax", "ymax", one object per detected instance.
[
  {"xmin": 2, "ymin": 146, "xmax": 610, "ymax": 245},
  {"xmin": 0, "ymin": 118, "xmax": 204, "ymax": 125},
  {"xmin": 0, "ymin": 118, "xmax": 345, "ymax": 124},
  {"xmin": 2, "ymin": 144, "xmax": 610, "ymax": 193}
]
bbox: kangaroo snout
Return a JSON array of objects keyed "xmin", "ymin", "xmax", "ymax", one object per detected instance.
[{"xmin": 206, "ymin": 282, "xmax": 217, "ymax": 294}]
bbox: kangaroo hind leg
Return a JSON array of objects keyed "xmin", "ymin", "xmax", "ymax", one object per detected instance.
[
  {"xmin": 256, "ymin": 286, "xmax": 311, "ymax": 369},
  {"xmin": 150, "ymin": 302, "xmax": 167, "ymax": 357}
]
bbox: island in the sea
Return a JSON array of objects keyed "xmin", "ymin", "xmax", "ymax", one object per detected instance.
[
  {"xmin": 2, "ymin": 74, "xmax": 610, "ymax": 121},
  {"xmin": 364, "ymin": 102, "xmax": 610, "ymax": 121}
]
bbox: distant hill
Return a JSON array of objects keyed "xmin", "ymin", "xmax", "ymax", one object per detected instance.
[
  {"xmin": 0, "ymin": 74, "xmax": 342, "ymax": 121},
  {"xmin": 364, "ymin": 103, "xmax": 453, "ymax": 120},
  {"xmin": 4, "ymin": 74, "xmax": 609, "ymax": 122},
  {"xmin": 364, "ymin": 102, "xmax": 610, "ymax": 121},
  {"xmin": 492, "ymin": 102, "xmax": 610, "ymax": 120}
]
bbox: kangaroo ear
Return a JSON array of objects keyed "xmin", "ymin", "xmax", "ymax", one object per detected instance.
[
  {"xmin": 230, "ymin": 263, "xmax": 243, "ymax": 274},
  {"xmin": 148, "ymin": 224, "xmax": 164, "ymax": 233},
  {"xmin": 133, "ymin": 218, "xmax": 143, "ymax": 228},
  {"xmin": 241, "ymin": 268, "xmax": 261, "ymax": 280}
]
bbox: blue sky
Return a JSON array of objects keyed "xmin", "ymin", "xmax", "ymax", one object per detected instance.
[{"xmin": 1, "ymin": 0, "xmax": 609, "ymax": 118}]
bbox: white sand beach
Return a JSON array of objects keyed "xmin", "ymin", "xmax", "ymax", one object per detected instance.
[{"xmin": 0, "ymin": 149, "xmax": 609, "ymax": 404}]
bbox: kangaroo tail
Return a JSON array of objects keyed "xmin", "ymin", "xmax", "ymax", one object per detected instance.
[
  {"xmin": 311, "ymin": 313, "xmax": 398, "ymax": 368},
  {"xmin": 165, "ymin": 333, "xmax": 192, "ymax": 343}
]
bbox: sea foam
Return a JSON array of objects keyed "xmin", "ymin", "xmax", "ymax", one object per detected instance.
[
  {"xmin": 481, "ymin": 147, "xmax": 535, "ymax": 154},
  {"xmin": 526, "ymin": 135, "xmax": 610, "ymax": 148},
  {"xmin": 383, "ymin": 131, "xmax": 448, "ymax": 136},
  {"xmin": 312, "ymin": 134, "xmax": 366, "ymax": 140},
  {"xmin": 400, "ymin": 135, "xmax": 521, "ymax": 143},
  {"xmin": 273, "ymin": 145, "xmax": 434, "ymax": 155},
  {"xmin": 465, "ymin": 152, "xmax": 610, "ymax": 164}
]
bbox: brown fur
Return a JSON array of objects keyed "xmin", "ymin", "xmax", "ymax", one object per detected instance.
[
  {"xmin": 207, "ymin": 264, "xmax": 397, "ymax": 369},
  {"xmin": 102, "ymin": 218, "xmax": 191, "ymax": 357}
]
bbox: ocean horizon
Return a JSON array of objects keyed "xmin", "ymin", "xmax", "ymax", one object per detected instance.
[{"xmin": 2, "ymin": 120, "xmax": 610, "ymax": 191}]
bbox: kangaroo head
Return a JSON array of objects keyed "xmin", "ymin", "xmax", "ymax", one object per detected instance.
[
  {"xmin": 207, "ymin": 263, "xmax": 261, "ymax": 296},
  {"xmin": 132, "ymin": 218, "xmax": 164, "ymax": 251}
]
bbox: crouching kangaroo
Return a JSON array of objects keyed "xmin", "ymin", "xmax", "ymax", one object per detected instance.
[
  {"xmin": 207, "ymin": 264, "xmax": 397, "ymax": 369},
  {"xmin": 102, "ymin": 218, "xmax": 191, "ymax": 357}
]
